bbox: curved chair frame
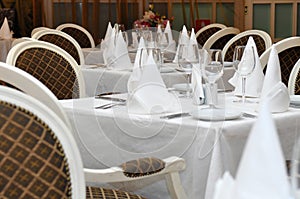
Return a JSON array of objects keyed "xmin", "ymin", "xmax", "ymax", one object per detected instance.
[
  {"xmin": 260, "ymin": 37, "xmax": 300, "ymax": 86},
  {"xmin": 11, "ymin": 37, "xmax": 36, "ymax": 47},
  {"xmin": 0, "ymin": 85, "xmax": 86, "ymax": 198},
  {"xmin": 202, "ymin": 27, "xmax": 240, "ymax": 50},
  {"xmin": 6, "ymin": 40, "xmax": 86, "ymax": 99},
  {"xmin": 0, "ymin": 61, "xmax": 71, "ymax": 127},
  {"xmin": 222, "ymin": 29, "xmax": 272, "ymax": 61},
  {"xmin": 288, "ymin": 58, "xmax": 300, "ymax": 95},
  {"xmin": 31, "ymin": 26, "xmax": 52, "ymax": 37},
  {"xmin": 195, "ymin": 23, "xmax": 226, "ymax": 46},
  {"xmin": 32, "ymin": 29, "xmax": 85, "ymax": 65},
  {"xmin": 56, "ymin": 23, "xmax": 95, "ymax": 48}
]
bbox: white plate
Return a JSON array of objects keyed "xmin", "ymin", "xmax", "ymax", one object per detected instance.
[
  {"xmin": 290, "ymin": 95, "xmax": 300, "ymax": 105},
  {"xmin": 224, "ymin": 61, "xmax": 233, "ymax": 67},
  {"xmin": 175, "ymin": 66, "xmax": 192, "ymax": 73},
  {"xmin": 191, "ymin": 108, "xmax": 242, "ymax": 121},
  {"xmin": 172, "ymin": 83, "xmax": 192, "ymax": 91}
]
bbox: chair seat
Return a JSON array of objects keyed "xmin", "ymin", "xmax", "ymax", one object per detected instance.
[{"xmin": 86, "ymin": 187, "xmax": 147, "ymax": 199}]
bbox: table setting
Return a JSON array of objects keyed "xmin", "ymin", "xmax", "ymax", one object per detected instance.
[{"xmin": 0, "ymin": 17, "xmax": 13, "ymax": 62}]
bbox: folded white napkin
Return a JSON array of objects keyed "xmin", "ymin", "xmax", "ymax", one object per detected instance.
[
  {"xmin": 127, "ymin": 38, "xmax": 148, "ymax": 93},
  {"xmin": 260, "ymin": 46, "xmax": 290, "ymax": 112},
  {"xmin": 101, "ymin": 22, "xmax": 115, "ymax": 50},
  {"xmin": 163, "ymin": 21, "xmax": 176, "ymax": 54},
  {"xmin": 228, "ymin": 36, "xmax": 264, "ymax": 97},
  {"xmin": 213, "ymin": 100, "xmax": 291, "ymax": 199},
  {"xmin": 127, "ymin": 52, "xmax": 180, "ymax": 115},
  {"xmin": 173, "ymin": 25, "xmax": 190, "ymax": 63},
  {"xmin": 192, "ymin": 63, "xmax": 205, "ymax": 105},
  {"xmin": 0, "ymin": 17, "xmax": 12, "ymax": 39},
  {"xmin": 103, "ymin": 31, "xmax": 132, "ymax": 70}
]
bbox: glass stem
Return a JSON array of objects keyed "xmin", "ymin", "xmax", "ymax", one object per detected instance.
[
  {"xmin": 186, "ymin": 73, "xmax": 191, "ymax": 98},
  {"xmin": 242, "ymin": 76, "xmax": 246, "ymax": 104},
  {"xmin": 208, "ymin": 83, "xmax": 215, "ymax": 108}
]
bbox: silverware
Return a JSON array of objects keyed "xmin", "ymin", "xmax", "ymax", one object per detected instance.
[
  {"xmin": 242, "ymin": 112, "xmax": 257, "ymax": 118},
  {"xmin": 95, "ymin": 96, "xmax": 126, "ymax": 103},
  {"xmin": 160, "ymin": 112, "xmax": 191, "ymax": 119},
  {"xmin": 95, "ymin": 92, "xmax": 122, "ymax": 97},
  {"xmin": 95, "ymin": 102, "xmax": 126, "ymax": 109}
]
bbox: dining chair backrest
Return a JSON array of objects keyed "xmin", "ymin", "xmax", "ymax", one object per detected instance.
[
  {"xmin": 195, "ymin": 23, "xmax": 227, "ymax": 47},
  {"xmin": 0, "ymin": 85, "xmax": 85, "ymax": 198},
  {"xmin": 32, "ymin": 29, "xmax": 85, "ymax": 65},
  {"xmin": 288, "ymin": 58, "xmax": 300, "ymax": 95},
  {"xmin": 222, "ymin": 29, "xmax": 273, "ymax": 61},
  {"xmin": 0, "ymin": 61, "xmax": 71, "ymax": 127},
  {"xmin": 31, "ymin": 26, "xmax": 52, "ymax": 37},
  {"xmin": 202, "ymin": 27, "xmax": 240, "ymax": 50},
  {"xmin": 56, "ymin": 23, "xmax": 95, "ymax": 48},
  {"xmin": 260, "ymin": 36, "xmax": 300, "ymax": 86},
  {"xmin": 6, "ymin": 40, "xmax": 85, "ymax": 99}
]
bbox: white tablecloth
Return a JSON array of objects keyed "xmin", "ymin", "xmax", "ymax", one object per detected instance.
[
  {"xmin": 60, "ymin": 93, "xmax": 300, "ymax": 199},
  {"xmin": 0, "ymin": 38, "xmax": 13, "ymax": 62}
]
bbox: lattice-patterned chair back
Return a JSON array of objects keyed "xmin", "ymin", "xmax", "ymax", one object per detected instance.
[
  {"xmin": 56, "ymin": 23, "xmax": 95, "ymax": 48},
  {"xmin": 195, "ymin": 23, "xmax": 226, "ymax": 47},
  {"xmin": 288, "ymin": 58, "xmax": 300, "ymax": 95},
  {"xmin": 6, "ymin": 40, "xmax": 85, "ymax": 99},
  {"xmin": 0, "ymin": 85, "xmax": 85, "ymax": 198},
  {"xmin": 260, "ymin": 37, "xmax": 300, "ymax": 86},
  {"xmin": 202, "ymin": 27, "xmax": 240, "ymax": 50},
  {"xmin": 0, "ymin": 61, "xmax": 70, "ymax": 127},
  {"xmin": 223, "ymin": 30, "xmax": 272, "ymax": 61},
  {"xmin": 32, "ymin": 29, "xmax": 85, "ymax": 65}
]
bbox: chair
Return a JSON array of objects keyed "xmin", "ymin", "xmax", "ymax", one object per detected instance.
[
  {"xmin": 0, "ymin": 85, "xmax": 85, "ymax": 198},
  {"xmin": 32, "ymin": 29, "xmax": 85, "ymax": 65},
  {"xmin": 288, "ymin": 58, "xmax": 300, "ymax": 95},
  {"xmin": 195, "ymin": 23, "xmax": 227, "ymax": 47},
  {"xmin": 6, "ymin": 40, "xmax": 86, "ymax": 99},
  {"xmin": 0, "ymin": 85, "xmax": 187, "ymax": 199},
  {"xmin": 222, "ymin": 29, "xmax": 272, "ymax": 61},
  {"xmin": 31, "ymin": 26, "xmax": 52, "ymax": 37},
  {"xmin": 202, "ymin": 27, "xmax": 240, "ymax": 50},
  {"xmin": 56, "ymin": 23, "xmax": 96, "ymax": 48},
  {"xmin": 0, "ymin": 61, "xmax": 71, "ymax": 127},
  {"xmin": 260, "ymin": 36, "xmax": 300, "ymax": 86}
]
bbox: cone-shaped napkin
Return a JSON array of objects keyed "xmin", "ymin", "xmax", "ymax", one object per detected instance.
[
  {"xmin": 127, "ymin": 38, "xmax": 148, "ymax": 93},
  {"xmin": 228, "ymin": 36, "xmax": 264, "ymax": 97},
  {"xmin": 173, "ymin": 25, "xmax": 190, "ymax": 63},
  {"xmin": 260, "ymin": 46, "xmax": 290, "ymax": 113},
  {"xmin": 0, "ymin": 17, "xmax": 12, "ymax": 39},
  {"xmin": 127, "ymin": 53, "xmax": 180, "ymax": 115}
]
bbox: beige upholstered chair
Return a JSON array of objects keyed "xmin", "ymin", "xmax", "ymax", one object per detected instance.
[
  {"xmin": 202, "ymin": 27, "xmax": 240, "ymax": 50},
  {"xmin": 56, "ymin": 23, "xmax": 95, "ymax": 48},
  {"xmin": 222, "ymin": 29, "xmax": 272, "ymax": 61},
  {"xmin": 0, "ymin": 61, "xmax": 70, "ymax": 127},
  {"xmin": 32, "ymin": 29, "xmax": 85, "ymax": 65},
  {"xmin": 288, "ymin": 58, "xmax": 300, "ymax": 95},
  {"xmin": 6, "ymin": 40, "xmax": 85, "ymax": 99},
  {"xmin": 260, "ymin": 36, "xmax": 300, "ymax": 86},
  {"xmin": 0, "ymin": 86, "xmax": 187, "ymax": 199},
  {"xmin": 195, "ymin": 23, "xmax": 226, "ymax": 47}
]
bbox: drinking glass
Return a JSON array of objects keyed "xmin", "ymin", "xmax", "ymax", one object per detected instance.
[
  {"xmin": 142, "ymin": 30, "xmax": 153, "ymax": 47},
  {"xmin": 178, "ymin": 44, "xmax": 199, "ymax": 98},
  {"xmin": 155, "ymin": 32, "xmax": 169, "ymax": 65},
  {"xmin": 232, "ymin": 45, "xmax": 255, "ymax": 104},
  {"xmin": 200, "ymin": 49, "xmax": 224, "ymax": 108}
]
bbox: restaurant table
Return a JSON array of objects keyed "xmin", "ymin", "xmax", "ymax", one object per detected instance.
[
  {"xmin": 80, "ymin": 64, "xmax": 235, "ymax": 97},
  {"xmin": 0, "ymin": 38, "xmax": 13, "ymax": 62},
  {"xmin": 60, "ymin": 93, "xmax": 300, "ymax": 199}
]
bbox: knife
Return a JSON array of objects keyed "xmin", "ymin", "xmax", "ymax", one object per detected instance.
[
  {"xmin": 160, "ymin": 112, "xmax": 191, "ymax": 119},
  {"xmin": 96, "ymin": 92, "xmax": 122, "ymax": 97},
  {"xmin": 96, "ymin": 96, "xmax": 126, "ymax": 103}
]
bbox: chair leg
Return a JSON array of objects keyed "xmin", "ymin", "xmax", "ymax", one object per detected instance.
[{"xmin": 165, "ymin": 172, "xmax": 187, "ymax": 199}]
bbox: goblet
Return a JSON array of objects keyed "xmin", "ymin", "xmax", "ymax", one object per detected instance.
[
  {"xmin": 200, "ymin": 49, "xmax": 224, "ymax": 108},
  {"xmin": 232, "ymin": 45, "xmax": 255, "ymax": 104}
]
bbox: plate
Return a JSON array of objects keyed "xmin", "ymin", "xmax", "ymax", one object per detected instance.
[
  {"xmin": 224, "ymin": 61, "xmax": 233, "ymax": 67},
  {"xmin": 172, "ymin": 83, "xmax": 192, "ymax": 91},
  {"xmin": 160, "ymin": 67, "xmax": 175, "ymax": 73},
  {"xmin": 191, "ymin": 108, "xmax": 242, "ymax": 121},
  {"xmin": 175, "ymin": 66, "xmax": 192, "ymax": 73},
  {"xmin": 290, "ymin": 95, "xmax": 300, "ymax": 105}
]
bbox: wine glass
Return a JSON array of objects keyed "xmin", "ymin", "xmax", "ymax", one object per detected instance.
[
  {"xmin": 200, "ymin": 49, "xmax": 224, "ymax": 108},
  {"xmin": 178, "ymin": 44, "xmax": 199, "ymax": 98},
  {"xmin": 155, "ymin": 32, "xmax": 169, "ymax": 66},
  {"xmin": 232, "ymin": 45, "xmax": 255, "ymax": 104}
]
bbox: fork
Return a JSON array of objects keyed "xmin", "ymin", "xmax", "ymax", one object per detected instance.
[{"xmin": 95, "ymin": 102, "xmax": 126, "ymax": 109}]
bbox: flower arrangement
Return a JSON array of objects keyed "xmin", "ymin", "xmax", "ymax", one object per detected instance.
[{"xmin": 134, "ymin": 4, "xmax": 174, "ymax": 28}]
